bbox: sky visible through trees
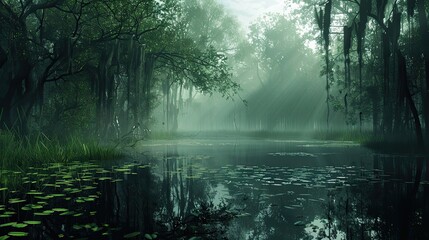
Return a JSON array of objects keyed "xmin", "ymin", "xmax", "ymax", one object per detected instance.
[
  {"xmin": 1, "ymin": 0, "xmax": 429, "ymax": 144},
  {"xmin": 2, "ymin": 1, "xmax": 429, "ymax": 239}
]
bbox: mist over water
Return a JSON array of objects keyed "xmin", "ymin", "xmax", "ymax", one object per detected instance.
[{"xmin": 1, "ymin": 0, "xmax": 429, "ymax": 239}]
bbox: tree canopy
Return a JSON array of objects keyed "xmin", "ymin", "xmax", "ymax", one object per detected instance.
[{"xmin": 0, "ymin": 0, "xmax": 240, "ymax": 138}]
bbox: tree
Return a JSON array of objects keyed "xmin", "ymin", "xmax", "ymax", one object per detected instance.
[
  {"xmin": 306, "ymin": 0, "xmax": 428, "ymax": 147},
  {"xmin": 242, "ymin": 13, "xmax": 323, "ymax": 131},
  {"xmin": 0, "ymin": 0, "xmax": 240, "ymax": 139},
  {"xmin": 155, "ymin": 0, "xmax": 241, "ymax": 132}
]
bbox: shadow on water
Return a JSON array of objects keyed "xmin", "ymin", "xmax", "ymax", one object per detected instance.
[{"xmin": 0, "ymin": 139, "xmax": 429, "ymax": 239}]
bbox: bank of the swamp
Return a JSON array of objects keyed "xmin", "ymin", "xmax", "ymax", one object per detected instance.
[
  {"xmin": 146, "ymin": 130, "xmax": 428, "ymax": 154},
  {"xmin": 0, "ymin": 130, "xmax": 122, "ymax": 172},
  {"xmin": 312, "ymin": 130, "xmax": 425, "ymax": 154},
  {"xmin": 0, "ymin": 131, "xmax": 238, "ymax": 239}
]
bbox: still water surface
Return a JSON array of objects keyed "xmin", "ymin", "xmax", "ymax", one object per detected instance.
[
  {"xmin": 138, "ymin": 137, "xmax": 429, "ymax": 240},
  {"xmin": 0, "ymin": 137, "xmax": 428, "ymax": 239}
]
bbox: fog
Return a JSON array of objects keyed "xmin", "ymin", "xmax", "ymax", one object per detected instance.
[
  {"xmin": 151, "ymin": 9, "xmax": 349, "ymax": 134},
  {"xmin": 2, "ymin": 0, "xmax": 429, "ymax": 239}
]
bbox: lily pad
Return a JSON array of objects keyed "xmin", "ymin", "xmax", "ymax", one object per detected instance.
[
  {"xmin": 26, "ymin": 191, "xmax": 43, "ymax": 195},
  {"xmin": 7, "ymin": 232, "xmax": 28, "ymax": 237},
  {"xmin": 124, "ymin": 232, "xmax": 141, "ymax": 238},
  {"xmin": 11, "ymin": 223, "xmax": 27, "ymax": 228},
  {"xmin": 52, "ymin": 208, "xmax": 68, "ymax": 212},
  {"xmin": 8, "ymin": 199, "xmax": 25, "ymax": 204},
  {"xmin": 23, "ymin": 221, "xmax": 41, "ymax": 225},
  {"xmin": 0, "ymin": 222, "xmax": 17, "ymax": 228}
]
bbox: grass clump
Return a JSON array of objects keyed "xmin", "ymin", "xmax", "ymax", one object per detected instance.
[{"xmin": 0, "ymin": 130, "xmax": 122, "ymax": 171}]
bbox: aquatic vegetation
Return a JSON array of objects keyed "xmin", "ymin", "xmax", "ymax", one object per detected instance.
[
  {"xmin": 0, "ymin": 130, "xmax": 122, "ymax": 172},
  {"xmin": 0, "ymin": 158, "xmax": 237, "ymax": 239}
]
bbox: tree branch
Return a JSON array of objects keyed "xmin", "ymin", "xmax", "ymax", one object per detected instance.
[{"xmin": 21, "ymin": 0, "xmax": 65, "ymax": 19}]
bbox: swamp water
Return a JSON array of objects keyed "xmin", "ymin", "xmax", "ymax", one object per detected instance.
[{"xmin": 1, "ymin": 138, "xmax": 429, "ymax": 239}]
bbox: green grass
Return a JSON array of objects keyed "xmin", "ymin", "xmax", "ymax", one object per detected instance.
[{"xmin": 0, "ymin": 130, "xmax": 123, "ymax": 171}]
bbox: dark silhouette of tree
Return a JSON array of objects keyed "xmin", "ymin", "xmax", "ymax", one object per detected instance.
[{"xmin": 0, "ymin": 0, "xmax": 239, "ymax": 139}]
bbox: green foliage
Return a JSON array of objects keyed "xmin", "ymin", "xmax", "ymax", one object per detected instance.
[
  {"xmin": 0, "ymin": 130, "xmax": 122, "ymax": 171},
  {"xmin": 36, "ymin": 78, "xmax": 95, "ymax": 137},
  {"xmin": 0, "ymin": 0, "xmax": 240, "ymax": 138},
  {"xmin": 248, "ymin": 13, "xmax": 308, "ymax": 80}
]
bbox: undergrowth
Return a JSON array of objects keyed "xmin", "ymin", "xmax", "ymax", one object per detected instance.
[{"xmin": 0, "ymin": 130, "xmax": 122, "ymax": 171}]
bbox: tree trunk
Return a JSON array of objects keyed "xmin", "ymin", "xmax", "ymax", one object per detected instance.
[
  {"xmin": 382, "ymin": 33, "xmax": 392, "ymax": 135},
  {"xmin": 417, "ymin": 0, "xmax": 429, "ymax": 141},
  {"xmin": 96, "ymin": 43, "xmax": 115, "ymax": 138},
  {"xmin": 397, "ymin": 50, "xmax": 424, "ymax": 148},
  {"xmin": 142, "ymin": 54, "xmax": 155, "ymax": 128}
]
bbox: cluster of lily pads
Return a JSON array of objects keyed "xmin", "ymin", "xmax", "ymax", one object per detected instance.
[
  {"xmin": 173, "ymin": 161, "xmax": 420, "ymax": 238},
  {"xmin": 0, "ymin": 161, "xmax": 157, "ymax": 239}
]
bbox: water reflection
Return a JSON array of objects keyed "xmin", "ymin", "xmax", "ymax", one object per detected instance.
[
  {"xmin": 0, "ymin": 155, "xmax": 234, "ymax": 239},
  {"xmin": 1, "ymin": 139, "xmax": 428, "ymax": 239},
  {"xmin": 139, "ymin": 139, "xmax": 429, "ymax": 240},
  {"xmin": 325, "ymin": 155, "xmax": 429, "ymax": 240}
]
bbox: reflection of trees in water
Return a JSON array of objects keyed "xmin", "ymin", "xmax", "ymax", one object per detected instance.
[
  {"xmin": 158, "ymin": 148, "xmax": 236, "ymax": 239},
  {"xmin": 95, "ymin": 148, "xmax": 235, "ymax": 239},
  {"xmin": 330, "ymin": 155, "xmax": 429, "ymax": 240},
  {"xmin": 159, "ymin": 147, "xmax": 208, "ymax": 219},
  {"xmin": 222, "ymin": 183, "xmax": 309, "ymax": 239},
  {"xmin": 97, "ymin": 164, "xmax": 159, "ymax": 236}
]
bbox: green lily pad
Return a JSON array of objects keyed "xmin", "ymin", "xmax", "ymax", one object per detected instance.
[
  {"xmin": 33, "ymin": 212, "xmax": 49, "ymax": 216},
  {"xmin": 31, "ymin": 205, "xmax": 43, "ymax": 209},
  {"xmin": 0, "ymin": 222, "xmax": 17, "ymax": 228},
  {"xmin": 144, "ymin": 233, "xmax": 153, "ymax": 239},
  {"xmin": 11, "ymin": 223, "xmax": 27, "ymax": 228},
  {"xmin": 34, "ymin": 196, "xmax": 52, "ymax": 200},
  {"xmin": 23, "ymin": 221, "xmax": 41, "ymax": 225},
  {"xmin": 98, "ymin": 177, "xmax": 112, "ymax": 181},
  {"xmin": 59, "ymin": 211, "xmax": 75, "ymax": 216},
  {"xmin": 82, "ymin": 186, "xmax": 96, "ymax": 190},
  {"xmin": 8, "ymin": 199, "xmax": 25, "ymax": 204},
  {"xmin": 52, "ymin": 208, "xmax": 68, "ymax": 212},
  {"xmin": 124, "ymin": 232, "xmax": 140, "ymax": 238},
  {"xmin": 49, "ymin": 193, "xmax": 66, "ymax": 197},
  {"xmin": 72, "ymin": 225, "xmax": 82, "ymax": 230},
  {"xmin": 26, "ymin": 191, "xmax": 43, "ymax": 195},
  {"xmin": 7, "ymin": 232, "xmax": 28, "ymax": 237},
  {"xmin": 34, "ymin": 209, "xmax": 55, "ymax": 216}
]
